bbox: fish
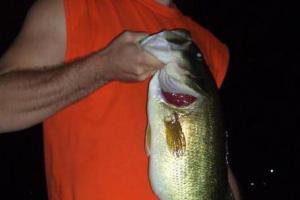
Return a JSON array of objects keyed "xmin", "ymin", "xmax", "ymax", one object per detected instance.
[{"xmin": 140, "ymin": 30, "xmax": 233, "ymax": 200}]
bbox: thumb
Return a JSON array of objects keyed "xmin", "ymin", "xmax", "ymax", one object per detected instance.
[{"xmin": 127, "ymin": 31, "xmax": 149, "ymax": 43}]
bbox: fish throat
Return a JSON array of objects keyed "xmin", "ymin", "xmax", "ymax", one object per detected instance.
[
  {"xmin": 159, "ymin": 68, "xmax": 198, "ymax": 108},
  {"xmin": 162, "ymin": 91, "xmax": 197, "ymax": 107}
]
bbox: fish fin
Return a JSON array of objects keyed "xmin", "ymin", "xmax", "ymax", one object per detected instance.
[
  {"xmin": 145, "ymin": 124, "xmax": 151, "ymax": 156},
  {"xmin": 164, "ymin": 112, "xmax": 186, "ymax": 158}
]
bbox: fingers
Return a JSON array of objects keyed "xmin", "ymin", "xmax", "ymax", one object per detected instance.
[
  {"xmin": 136, "ymin": 70, "xmax": 158, "ymax": 81},
  {"xmin": 103, "ymin": 30, "xmax": 165, "ymax": 82},
  {"xmin": 122, "ymin": 31, "xmax": 149, "ymax": 43},
  {"xmin": 122, "ymin": 31, "xmax": 165, "ymax": 69},
  {"xmin": 142, "ymin": 51, "xmax": 165, "ymax": 69}
]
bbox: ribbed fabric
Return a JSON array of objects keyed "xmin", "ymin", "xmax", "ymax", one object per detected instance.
[{"xmin": 43, "ymin": 0, "xmax": 229, "ymax": 199}]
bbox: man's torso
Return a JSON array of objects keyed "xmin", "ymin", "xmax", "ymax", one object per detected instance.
[{"xmin": 43, "ymin": 0, "xmax": 229, "ymax": 199}]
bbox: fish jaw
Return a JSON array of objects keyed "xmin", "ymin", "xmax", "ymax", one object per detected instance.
[{"xmin": 147, "ymin": 72, "xmax": 179, "ymax": 199}]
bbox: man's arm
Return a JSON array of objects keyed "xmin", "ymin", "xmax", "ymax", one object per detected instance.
[{"xmin": 0, "ymin": 0, "xmax": 163, "ymax": 133}]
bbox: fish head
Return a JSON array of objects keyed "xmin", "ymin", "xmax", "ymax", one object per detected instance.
[{"xmin": 142, "ymin": 29, "xmax": 216, "ymax": 109}]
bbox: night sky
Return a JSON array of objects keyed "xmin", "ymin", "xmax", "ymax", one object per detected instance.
[{"xmin": 0, "ymin": 0, "xmax": 299, "ymax": 199}]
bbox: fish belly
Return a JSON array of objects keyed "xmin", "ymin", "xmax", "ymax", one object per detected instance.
[{"xmin": 148, "ymin": 100, "xmax": 232, "ymax": 200}]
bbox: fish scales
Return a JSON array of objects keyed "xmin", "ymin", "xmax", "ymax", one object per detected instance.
[{"xmin": 142, "ymin": 30, "xmax": 233, "ymax": 200}]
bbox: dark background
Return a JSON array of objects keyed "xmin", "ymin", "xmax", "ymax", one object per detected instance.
[{"xmin": 0, "ymin": 0, "xmax": 299, "ymax": 199}]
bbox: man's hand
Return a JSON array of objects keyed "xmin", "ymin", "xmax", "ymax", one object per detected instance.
[{"xmin": 100, "ymin": 31, "xmax": 165, "ymax": 82}]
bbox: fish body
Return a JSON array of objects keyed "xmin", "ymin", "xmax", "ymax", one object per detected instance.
[{"xmin": 141, "ymin": 30, "xmax": 233, "ymax": 200}]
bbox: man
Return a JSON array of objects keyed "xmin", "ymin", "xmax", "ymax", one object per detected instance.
[{"xmin": 0, "ymin": 0, "xmax": 240, "ymax": 199}]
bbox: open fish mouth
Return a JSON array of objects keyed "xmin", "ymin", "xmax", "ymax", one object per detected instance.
[
  {"xmin": 157, "ymin": 65, "xmax": 199, "ymax": 108},
  {"xmin": 140, "ymin": 30, "xmax": 201, "ymax": 108},
  {"xmin": 161, "ymin": 91, "xmax": 197, "ymax": 107}
]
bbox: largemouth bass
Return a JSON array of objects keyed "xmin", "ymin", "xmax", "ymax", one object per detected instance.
[{"xmin": 141, "ymin": 30, "xmax": 233, "ymax": 200}]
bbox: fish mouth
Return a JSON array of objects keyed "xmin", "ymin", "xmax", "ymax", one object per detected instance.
[
  {"xmin": 161, "ymin": 91, "xmax": 196, "ymax": 107},
  {"xmin": 158, "ymin": 67, "xmax": 199, "ymax": 108}
]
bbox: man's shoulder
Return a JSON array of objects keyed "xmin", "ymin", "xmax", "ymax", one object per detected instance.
[
  {"xmin": 27, "ymin": 0, "xmax": 65, "ymax": 34},
  {"xmin": 0, "ymin": 0, "xmax": 66, "ymax": 73}
]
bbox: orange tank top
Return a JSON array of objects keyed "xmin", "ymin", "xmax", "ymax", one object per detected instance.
[{"xmin": 43, "ymin": 0, "xmax": 229, "ymax": 199}]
